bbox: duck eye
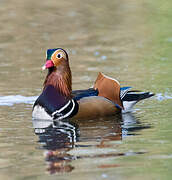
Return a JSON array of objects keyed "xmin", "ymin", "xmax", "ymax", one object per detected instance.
[{"xmin": 56, "ymin": 53, "xmax": 61, "ymax": 59}]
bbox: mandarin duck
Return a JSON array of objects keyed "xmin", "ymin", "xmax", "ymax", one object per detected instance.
[{"xmin": 32, "ymin": 48, "xmax": 154, "ymax": 121}]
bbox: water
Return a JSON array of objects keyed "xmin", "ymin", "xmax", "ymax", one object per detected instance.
[{"xmin": 0, "ymin": 0, "xmax": 172, "ymax": 179}]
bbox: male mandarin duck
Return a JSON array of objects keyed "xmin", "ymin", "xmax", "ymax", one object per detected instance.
[{"xmin": 32, "ymin": 48, "xmax": 154, "ymax": 121}]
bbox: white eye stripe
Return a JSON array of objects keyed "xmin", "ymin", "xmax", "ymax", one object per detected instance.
[{"xmin": 51, "ymin": 50, "xmax": 66, "ymax": 59}]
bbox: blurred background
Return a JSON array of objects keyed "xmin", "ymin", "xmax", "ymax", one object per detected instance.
[{"xmin": 0, "ymin": 0, "xmax": 172, "ymax": 179}]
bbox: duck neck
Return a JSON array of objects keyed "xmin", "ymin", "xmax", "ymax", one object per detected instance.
[{"xmin": 43, "ymin": 62, "xmax": 72, "ymax": 98}]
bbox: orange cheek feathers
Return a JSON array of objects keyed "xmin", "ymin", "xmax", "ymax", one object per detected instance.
[{"xmin": 52, "ymin": 57, "xmax": 65, "ymax": 67}]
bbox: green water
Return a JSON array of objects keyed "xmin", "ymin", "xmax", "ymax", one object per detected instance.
[{"xmin": 0, "ymin": 0, "xmax": 172, "ymax": 179}]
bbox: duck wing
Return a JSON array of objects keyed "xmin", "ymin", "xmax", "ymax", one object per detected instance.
[
  {"xmin": 121, "ymin": 90, "xmax": 154, "ymax": 112},
  {"xmin": 72, "ymin": 88, "xmax": 98, "ymax": 101},
  {"xmin": 94, "ymin": 72, "xmax": 123, "ymax": 108}
]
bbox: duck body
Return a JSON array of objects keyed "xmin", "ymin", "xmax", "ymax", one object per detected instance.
[
  {"xmin": 32, "ymin": 85, "xmax": 120, "ymax": 120},
  {"xmin": 32, "ymin": 48, "xmax": 154, "ymax": 121}
]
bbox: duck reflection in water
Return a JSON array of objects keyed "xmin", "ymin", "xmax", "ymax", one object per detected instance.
[
  {"xmin": 33, "ymin": 120, "xmax": 79, "ymax": 174},
  {"xmin": 32, "ymin": 112, "xmax": 150, "ymax": 174}
]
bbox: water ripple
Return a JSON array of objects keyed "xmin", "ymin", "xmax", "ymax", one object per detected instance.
[
  {"xmin": 0, "ymin": 95, "xmax": 37, "ymax": 106},
  {"xmin": 155, "ymin": 93, "xmax": 172, "ymax": 101}
]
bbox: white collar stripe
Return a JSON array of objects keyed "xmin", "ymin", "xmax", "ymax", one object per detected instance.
[
  {"xmin": 52, "ymin": 100, "xmax": 71, "ymax": 116},
  {"xmin": 56, "ymin": 99, "xmax": 75, "ymax": 120}
]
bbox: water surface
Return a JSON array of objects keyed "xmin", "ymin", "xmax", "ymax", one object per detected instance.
[{"xmin": 0, "ymin": 0, "xmax": 172, "ymax": 179}]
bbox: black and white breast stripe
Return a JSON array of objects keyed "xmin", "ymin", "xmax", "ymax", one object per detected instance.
[{"xmin": 52, "ymin": 99, "xmax": 79, "ymax": 120}]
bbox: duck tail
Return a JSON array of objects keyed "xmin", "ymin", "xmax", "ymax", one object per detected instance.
[
  {"xmin": 94, "ymin": 72, "xmax": 123, "ymax": 109},
  {"xmin": 121, "ymin": 90, "xmax": 154, "ymax": 113}
]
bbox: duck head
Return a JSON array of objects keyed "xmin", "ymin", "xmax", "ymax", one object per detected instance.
[
  {"xmin": 43, "ymin": 48, "xmax": 72, "ymax": 97},
  {"xmin": 42, "ymin": 48, "xmax": 69, "ymax": 70}
]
